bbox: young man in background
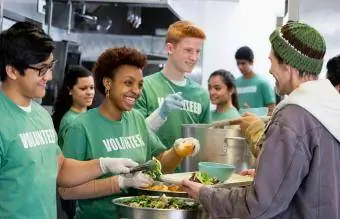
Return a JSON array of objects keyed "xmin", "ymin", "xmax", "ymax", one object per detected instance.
[
  {"xmin": 135, "ymin": 21, "xmax": 210, "ymax": 153},
  {"xmin": 235, "ymin": 46, "xmax": 276, "ymax": 115}
]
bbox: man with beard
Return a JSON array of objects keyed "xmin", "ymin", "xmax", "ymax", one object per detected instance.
[{"xmin": 182, "ymin": 21, "xmax": 340, "ymax": 219}]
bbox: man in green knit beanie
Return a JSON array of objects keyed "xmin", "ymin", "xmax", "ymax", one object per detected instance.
[{"xmin": 181, "ymin": 21, "xmax": 340, "ymax": 219}]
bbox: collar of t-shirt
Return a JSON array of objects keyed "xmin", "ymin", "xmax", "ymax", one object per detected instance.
[
  {"xmin": 18, "ymin": 103, "xmax": 32, "ymax": 112},
  {"xmin": 170, "ymin": 79, "xmax": 187, "ymax": 87}
]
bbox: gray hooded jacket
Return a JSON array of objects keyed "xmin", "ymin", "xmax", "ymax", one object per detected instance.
[{"xmin": 199, "ymin": 79, "xmax": 340, "ymax": 219}]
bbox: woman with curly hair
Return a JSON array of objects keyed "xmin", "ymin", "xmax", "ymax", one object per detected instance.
[
  {"xmin": 58, "ymin": 47, "xmax": 200, "ymax": 219},
  {"xmin": 52, "ymin": 65, "xmax": 94, "ymax": 147}
]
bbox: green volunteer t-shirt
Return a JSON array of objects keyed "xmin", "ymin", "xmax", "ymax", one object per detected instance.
[
  {"xmin": 135, "ymin": 71, "xmax": 211, "ymax": 149},
  {"xmin": 236, "ymin": 74, "xmax": 276, "ymax": 109},
  {"xmin": 211, "ymin": 106, "xmax": 240, "ymax": 122},
  {"xmin": 62, "ymin": 108, "xmax": 166, "ymax": 219},
  {"xmin": 58, "ymin": 109, "xmax": 82, "ymax": 148},
  {"xmin": 0, "ymin": 92, "xmax": 60, "ymax": 219}
]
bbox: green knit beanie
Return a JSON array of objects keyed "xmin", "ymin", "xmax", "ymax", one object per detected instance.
[{"xmin": 269, "ymin": 21, "xmax": 326, "ymax": 75}]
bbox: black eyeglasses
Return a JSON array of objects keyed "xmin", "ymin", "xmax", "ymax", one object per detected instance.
[{"xmin": 27, "ymin": 60, "xmax": 58, "ymax": 77}]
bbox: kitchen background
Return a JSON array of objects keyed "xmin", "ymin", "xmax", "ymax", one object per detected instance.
[{"xmin": 1, "ymin": 0, "xmax": 339, "ymax": 106}]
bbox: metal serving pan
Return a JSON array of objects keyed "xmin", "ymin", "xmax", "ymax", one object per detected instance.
[{"xmin": 112, "ymin": 196, "xmax": 202, "ymax": 219}]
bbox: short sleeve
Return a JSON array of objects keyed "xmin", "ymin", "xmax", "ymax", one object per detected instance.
[{"xmin": 62, "ymin": 123, "xmax": 88, "ymax": 161}]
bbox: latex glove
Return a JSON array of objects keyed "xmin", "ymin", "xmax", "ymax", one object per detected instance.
[
  {"xmin": 99, "ymin": 157, "xmax": 138, "ymax": 174},
  {"xmin": 159, "ymin": 92, "xmax": 184, "ymax": 119},
  {"xmin": 174, "ymin": 137, "xmax": 200, "ymax": 157},
  {"xmin": 118, "ymin": 172, "xmax": 154, "ymax": 189}
]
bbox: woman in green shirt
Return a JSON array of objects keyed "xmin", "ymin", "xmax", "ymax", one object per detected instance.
[
  {"xmin": 52, "ymin": 65, "xmax": 95, "ymax": 219},
  {"xmin": 59, "ymin": 47, "xmax": 200, "ymax": 219},
  {"xmin": 52, "ymin": 65, "xmax": 95, "ymax": 147},
  {"xmin": 208, "ymin": 69, "xmax": 241, "ymax": 122}
]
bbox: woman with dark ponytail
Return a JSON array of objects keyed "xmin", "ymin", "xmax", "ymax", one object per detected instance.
[
  {"xmin": 52, "ymin": 65, "xmax": 94, "ymax": 219},
  {"xmin": 208, "ymin": 69, "xmax": 240, "ymax": 121},
  {"xmin": 52, "ymin": 65, "xmax": 95, "ymax": 147}
]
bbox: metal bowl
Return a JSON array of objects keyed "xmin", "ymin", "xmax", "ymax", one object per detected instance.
[{"xmin": 112, "ymin": 196, "xmax": 202, "ymax": 219}]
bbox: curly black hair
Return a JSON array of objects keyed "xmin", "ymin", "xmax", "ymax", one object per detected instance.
[{"xmin": 93, "ymin": 47, "xmax": 147, "ymax": 95}]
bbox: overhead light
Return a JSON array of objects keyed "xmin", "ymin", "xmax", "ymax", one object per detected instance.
[{"xmin": 127, "ymin": 7, "xmax": 142, "ymax": 29}]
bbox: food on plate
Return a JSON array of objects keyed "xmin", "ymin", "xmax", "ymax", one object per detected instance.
[
  {"xmin": 144, "ymin": 183, "xmax": 184, "ymax": 192},
  {"xmin": 119, "ymin": 195, "xmax": 199, "ymax": 210},
  {"xmin": 144, "ymin": 157, "xmax": 162, "ymax": 181},
  {"xmin": 189, "ymin": 172, "xmax": 220, "ymax": 185}
]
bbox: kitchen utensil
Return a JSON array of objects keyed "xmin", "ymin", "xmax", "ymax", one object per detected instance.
[
  {"xmin": 209, "ymin": 115, "xmax": 272, "ymax": 128},
  {"xmin": 164, "ymin": 80, "xmax": 196, "ymax": 124},
  {"xmin": 128, "ymin": 159, "xmax": 157, "ymax": 174},
  {"xmin": 181, "ymin": 124, "xmax": 255, "ymax": 173},
  {"xmin": 160, "ymin": 172, "xmax": 253, "ymax": 187},
  {"xmin": 239, "ymin": 107, "xmax": 269, "ymax": 116}
]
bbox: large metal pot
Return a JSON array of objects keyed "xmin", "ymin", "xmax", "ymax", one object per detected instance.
[
  {"xmin": 112, "ymin": 196, "xmax": 202, "ymax": 219},
  {"xmin": 181, "ymin": 124, "xmax": 256, "ymax": 173}
]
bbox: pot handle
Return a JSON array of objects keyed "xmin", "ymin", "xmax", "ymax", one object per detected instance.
[
  {"xmin": 225, "ymin": 136, "xmax": 245, "ymax": 141},
  {"xmin": 222, "ymin": 137, "xmax": 246, "ymax": 155}
]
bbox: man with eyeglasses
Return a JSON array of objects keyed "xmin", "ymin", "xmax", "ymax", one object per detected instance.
[
  {"xmin": 28, "ymin": 60, "xmax": 58, "ymax": 105},
  {"xmin": 0, "ymin": 22, "xmax": 141, "ymax": 219}
]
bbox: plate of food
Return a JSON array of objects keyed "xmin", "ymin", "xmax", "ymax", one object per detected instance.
[
  {"xmin": 134, "ymin": 181, "xmax": 188, "ymax": 197},
  {"xmin": 160, "ymin": 171, "xmax": 221, "ymax": 185}
]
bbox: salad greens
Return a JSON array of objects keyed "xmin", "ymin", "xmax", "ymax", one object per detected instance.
[
  {"xmin": 190, "ymin": 172, "xmax": 220, "ymax": 185},
  {"xmin": 120, "ymin": 195, "xmax": 199, "ymax": 210},
  {"xmin": 144, "ymin": 157, "xmax": 162, "ymax": 181}
]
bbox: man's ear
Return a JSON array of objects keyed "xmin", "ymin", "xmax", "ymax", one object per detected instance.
[
  {"xmin": 288, "ymin": 65, "xmax": 301, "ymax": 78},
  {"xmin": 5, "ymin": 65, "xmax": 20, "ymax": 80},
  {"xmin": 166, "ymin": 43, "xmax": 176, "ymax": 55}
]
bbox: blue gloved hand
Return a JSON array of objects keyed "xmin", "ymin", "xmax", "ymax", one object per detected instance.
[{"xmin": 159, "ymin": 92, "xmax": 184, "ymax": 119}]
